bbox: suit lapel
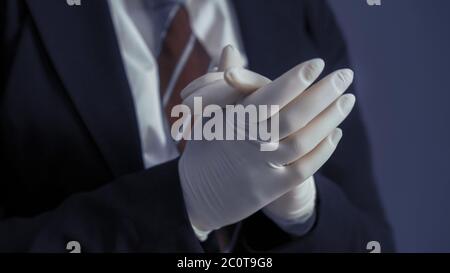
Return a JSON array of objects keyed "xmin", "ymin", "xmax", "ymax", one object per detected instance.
[{"xmin": 25, "ymin": 0, "xmax": 143, "ymax": 177}]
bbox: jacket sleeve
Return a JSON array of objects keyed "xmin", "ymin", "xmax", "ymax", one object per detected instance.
[
  {"xmin": 0, "ymin": 159, "xmax": 202, "ymax": 253},
  {"xmin": 238, "ymin": 0, "xmax": 395, "ymax": 253}
]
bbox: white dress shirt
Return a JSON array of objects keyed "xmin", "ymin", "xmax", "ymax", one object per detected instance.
[{"xmin": 107, "ymin": 0, "xmax": 315, "ymax": 237}]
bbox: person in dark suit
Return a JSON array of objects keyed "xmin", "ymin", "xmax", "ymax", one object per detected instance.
[{"xmin": 0, "ymin": 0, "xmax": 394, "ymax": 252}]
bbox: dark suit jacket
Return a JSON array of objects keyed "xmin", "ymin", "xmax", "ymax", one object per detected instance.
[{"xmin": 0, "ymin": 0, "xmax": 395, "ymax": 252}]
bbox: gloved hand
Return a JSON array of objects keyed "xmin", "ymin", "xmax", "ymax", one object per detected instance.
[
  {"xmin": 178, "ymin": 47, "xmax": 356, "ymax": 237},
  {"xmin": 221, "ymin": 53, "xmax": 317, "ymax": 229},
  {"xmin": 222, "ymin": 68, "xmax": 320, "ymax": 230}
]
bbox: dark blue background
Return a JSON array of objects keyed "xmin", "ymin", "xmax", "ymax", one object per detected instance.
[{"xmin": 328, "ymin": 0, "xmax": 450, "ymax": 252}]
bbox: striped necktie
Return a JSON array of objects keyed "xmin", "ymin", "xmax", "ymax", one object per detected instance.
[{"xmin": 158, "ymin": 5, "xmax": 211, "ymax": 127}]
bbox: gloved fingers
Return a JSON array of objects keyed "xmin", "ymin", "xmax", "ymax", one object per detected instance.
[
  {"xmin": 182, "ymin": 70, "xmax": 272, "ymax": 110},
  {"xmin": 218, "ymin": 44, "xmax": 246, "ymax": 72},
  {"xmin": 275, "ymin": 69, "xmax": 354, "ymax": 139},
  {"xmin": 181, "ymin": 46, "xmax": 258, "ymax": 108},
  {"xmin": 283, "ymin": 128, "xmax": 343, "ymax": 185},
  {"xmin": 180, "ymin": 72, "xmax": 224, "ymax": 100},
  {"xmin": 182, "ymin": 79, "xmax": 246, "ymax": 110},
  {"xmin": 225, "ymin": 67, "xmax": 272, "ymax": 94},
  {"xmin": 182, "ymin": 42, "xmax": 247, "ymax": 99},
  {"xmin": 271, "ymin": 94, "xmax": 355, "ymax": 166},
  {"xmin": 242, "ymin": 59, "xmax": 325, "ymax": 120}
]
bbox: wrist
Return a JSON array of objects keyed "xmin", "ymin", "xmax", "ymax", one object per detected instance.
[
  {"xmin": 191, "ymin": 223, "xmax": 212, "ymax": 242},
  {"xmin": 179, "ymin": 158, "xmax": 214, "ymax": 242},
  {"xmin": 263, "ymin": 176, "xmax": 317, "ymax": 223}
]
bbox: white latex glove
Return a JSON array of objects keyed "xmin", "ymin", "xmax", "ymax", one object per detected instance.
[
  {"xmin": 223, "ymin": 59, "xmax": 355, "ymax": 228},
  {"xmin": 178, "ymin": 51, "xmax": 356, "ymax": 237},
  {"xmin": 222, "ymin": 59, "xmax": 317, "ymax": 228},
  {"xmin": 223, "ymin": 70, "xmax": 319, "ymax": 229}
]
